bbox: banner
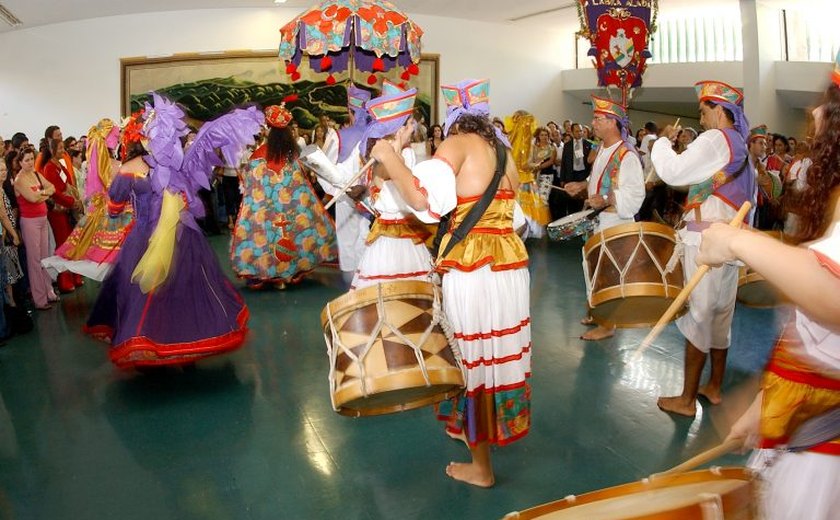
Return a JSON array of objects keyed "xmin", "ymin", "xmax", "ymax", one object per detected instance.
[{"xmin": 577, "ymin": 0, "xmax": 659, "ymax": 92}]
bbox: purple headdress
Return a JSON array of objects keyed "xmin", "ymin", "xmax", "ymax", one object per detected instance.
[
  {"xmin": 441, "ymin": 79, "xmax": 511, "ymax": 149},
  {"xmin": 695, "ymin": 81, "xmax": 750, "ymax": 142},
  {"xmin": 337, "ymin": 83, "xmax": 373, "ymax": 163},
  {"xmin": 358, "ymin": 83, "xmax": 417, "ymax": 157}
]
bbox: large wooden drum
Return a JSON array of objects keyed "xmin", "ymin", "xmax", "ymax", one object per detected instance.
[
  {"xmin": 503, "ymin": 467, "xmax": 756, "ymax": 519},
  {"xmin": 583, "ymin": 222, "xmax": 685, "ymax": 328},
  {"xmin": 737, "ymin": 230, "xmax": 788, "ymax": 308},
  {"xmin": 321, "ymin": 281, "xmax": 465, "ymax": 417}
]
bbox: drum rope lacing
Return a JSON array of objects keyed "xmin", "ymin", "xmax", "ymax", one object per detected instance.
[
  {"xmin": 587, "ymin": 226, "xmax": 679, "ymax": 304},
  {"xmin": 326, "ymin": 283, "xmax": 465, "ymax": 407}
]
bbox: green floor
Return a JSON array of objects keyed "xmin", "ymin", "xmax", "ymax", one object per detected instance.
[{"xmin": 0, "ymin": 236, "xmax": 779, "ymax": 520}]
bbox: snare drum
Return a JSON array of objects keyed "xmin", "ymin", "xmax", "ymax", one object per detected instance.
[
  {"xmin": 737, "ymin": 230, "xmax": 789, "ymax": 308},
  {"xmin": 547, "ymin": 210, "xmax": 597, "ymax": 241},
  {"xmin": 583, "ymin": 222, "xmax": 685, "ymax": 328},
  {"xmin": 504, "ymin": 467, "xmax": 756, "ymax": 519},
  {"xmin": 321, "ymin": 280, "xmax": 465, "ymax": 417}
]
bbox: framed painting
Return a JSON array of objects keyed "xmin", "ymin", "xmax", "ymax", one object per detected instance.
[{"xmin": 121, "ymin": 51, "xmax": 439, "ymax": 129}]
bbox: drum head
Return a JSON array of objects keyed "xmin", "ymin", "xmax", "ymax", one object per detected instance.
[
  {"xmin": 506, "ymin": 468, "xmax": 755, "ymax": 520},
  {"xmin": 548, "ymin": 209, "xmax": 595, "ymax": 228},
  {"xmin": 590, "ymin": 294, "xmax": 686, "ymax": 328}
]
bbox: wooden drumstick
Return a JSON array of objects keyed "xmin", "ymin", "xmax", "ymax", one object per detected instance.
[
  {"xmin": 649, "ymin": 437, "xmax": 743, "ymax": 479},
  {"xmin": 630, "ymin": 201, "xmax": 752, "ymax": 361},
  {"xmin": 550, "ymin": 184, "xmax": 570, "ymax": 193},
  {"xmin": 323, "ymin": 158, "xmax": 377, "ymax": 210}
]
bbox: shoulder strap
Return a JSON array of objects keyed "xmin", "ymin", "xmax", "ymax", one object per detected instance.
[{"xmin": 433, "ymin": 142, "xmax": 507, "ymax": 259}]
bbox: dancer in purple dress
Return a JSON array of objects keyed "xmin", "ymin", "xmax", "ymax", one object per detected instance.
[{"xmin": 85, "ymin": 94, "xmax": 263, "ymax": 369}]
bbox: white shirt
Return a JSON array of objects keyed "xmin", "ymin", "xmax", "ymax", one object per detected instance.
[
  {"xmin": 587, "ymin": 141, "xmax": 645, "ymax": 228},
  {"xmin": 572, "ymin": 139, "xmax": 585, "ymax": 171},
  {"xmin": 787, "ymin": 157, "xmax": 812, "ymax": 192},
  {"xmin": 651, "ymin": 131, "xmax": 741, "ymax": 235},
  {"xmin": 799, "ymin": 222, "xmax": 840, "ymax": 370}
]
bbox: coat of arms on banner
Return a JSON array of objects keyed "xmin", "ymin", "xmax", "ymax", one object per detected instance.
[{"xmin": 577, "ymin": 0, "xmax": 659, "ymax": 97}]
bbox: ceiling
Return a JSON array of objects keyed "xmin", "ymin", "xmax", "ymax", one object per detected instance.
[{"xmin": 0, "ymin": 0, "xmax": 579, "ymax": 34}]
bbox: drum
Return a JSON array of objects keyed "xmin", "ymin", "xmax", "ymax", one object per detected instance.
[
  {"xmin": 504, "ymin": 467, "xmax": 756, "ymax": 519},
  {"xmin": 321, "ymin": 280, "xmax": 465, "ymax": 417},
  {"xmin": 583, "ymin": 222, "xmax": 685, "ymax": 328},
  {"xmin": 737, "ymin": 230, "xmax": 788, "ymax": 308},
  {"xmin": 547, "ymin": 210, "xmax": 598, "ymax": 241}
]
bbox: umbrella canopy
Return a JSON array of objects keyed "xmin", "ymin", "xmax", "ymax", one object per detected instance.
[{"xmin": 279, "ymin": 0, "xmax": 423, "ymax": 85}]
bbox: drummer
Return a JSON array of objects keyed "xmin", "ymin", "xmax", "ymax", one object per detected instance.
[
  {"xmin": 565, "ymin": 96, "xmax": 645, "ymax": 341},
  {"xmin": 350, "ymin": 82, "xmax": 433, "ymax": 289},
  {"xmin": 650, "ymin": 80, "xmax": 757, "ymax": 417},
  {"xmin": 369, "ymin": 79, "xmax": 531, "ymax": 488}
]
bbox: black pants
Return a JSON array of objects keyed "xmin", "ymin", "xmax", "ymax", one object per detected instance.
[{"xmin": 221, "ymin": 176, "xmax": 242, "ymax": 220}]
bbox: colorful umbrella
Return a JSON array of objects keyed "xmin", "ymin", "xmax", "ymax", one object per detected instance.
[{"xmin": 279, "ymin": 0, "xmax": 423, "ymax": 86}]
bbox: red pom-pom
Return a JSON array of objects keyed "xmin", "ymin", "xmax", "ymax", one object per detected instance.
[
  {"xmin": 408, "ymin": 63, "xmax": 420, "ymax": 75},
  {"xmin": 399, "ymin": 82, "xmax": 407, "ymax": 89},
  {"xmin": 282, "ymin": 94, "xmax": 299, "ymax": 104},
  {"xmin": 285, "ymin": 62, "xmax": 298, "ymax": 74},
  {"xmin": 291, "ymin": 71, "xmax": 302, "ymax": 82},
  {"xmin": 400, "ymin": 70, "xmax": 411, "ymax": 81},
  {"xmin": 367, "ymin": 74, "xmax": 377, "ymax": 85},
  {"xmin": 320, "ymin": 56, "xmax": 332, "ymax": 72},
  {"xmin": 326, "ymin": 74, "xmax": 336, "ymax": 85},
  {"xmin": 372, "ymin": 57, "xmax": 385, "ymax": 72}
]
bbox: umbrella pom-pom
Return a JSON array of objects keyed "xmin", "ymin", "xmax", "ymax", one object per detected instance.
[
  {"xmin": 291, "ymin": 71, "xmax": 302, "ymax": 82},
  {"xmin": 367, "ymin": 74, "xmax": 377, "ymax": 85},
  {"xmin": 408, "ymin": 63, "xmax": 420, "ymax": 75},
  {"xmin": 372, "ymin": 57, "xmax": 385, "ymax": 72},
  {"xmin": 285, "ymin": 62, "xmax": 298, "ymax": 74},
  {"xmin": 400, "ymin": 70, "xmax": 411, "ymax": 81},
  {"xmin": 320, "ymin": 56, "xmax": 333, "ymax": 72},
  {"xmin": 326, "ymin": 74, "xmax": 336, "ymax": 85}
]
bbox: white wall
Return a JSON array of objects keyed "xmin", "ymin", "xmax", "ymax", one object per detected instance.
[{"xmin": 0, "ymin": 8, "xmax": 566, "ymax": 140}]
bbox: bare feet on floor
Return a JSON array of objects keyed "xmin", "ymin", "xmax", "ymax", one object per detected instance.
[
  {"xmin": 698, "ymin": 385, "xmax": 722, "ymax": 405},
  {"xmin": 581, "ymin": 325, "xmax": 615, "ymax": 341},
  {"xmin": 580, "ymin": 316, "xmax": 596, "ymax": 326},
  {"xmin": 657, "ymin": 396, "xmax": 697, "ymax": 417},
  {"xmin": 445, "ymin": 462, "xmax": 494, "ymax": 488}
]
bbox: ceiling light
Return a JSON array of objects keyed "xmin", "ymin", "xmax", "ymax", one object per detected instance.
[{"xmin": 274, "ymin": 0, "xmax": 288, "ymax": 4}]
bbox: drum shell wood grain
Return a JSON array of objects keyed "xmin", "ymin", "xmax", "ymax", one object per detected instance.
[
  {"xmin": 503, "ymin": 467, "xmax": 756, "ymax": 520},
  {"xmin": 583, "ymin": 222, "xmax": 685, "ymax": 328},
  {"xmin": 321, "ymin": 281, "xmax": 464, "ymax": 417}
]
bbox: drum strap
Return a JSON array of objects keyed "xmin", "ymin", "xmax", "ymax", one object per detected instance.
[{"xmin": 431, "ymin": 142, "xmax": 508, "ymax": 259}]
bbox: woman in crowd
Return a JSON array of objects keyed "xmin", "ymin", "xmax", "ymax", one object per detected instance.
[
  {"xmin": 0, "ymin": 160, "xmax": 22, "ymax": 307},
  {"xmin": 530, "ymin": 126, "xmax": 557, "ymax": 205},
  {"xmin": 13, "ymin": 146, "xmax": 58, "ymax": 310},
  {"xmin": 41, "ymin": 138, "xmax": 83, "ymax": 292},
  {"xmin": 426, "ymin": 124, "xmax": 444, "ymax": 157}
]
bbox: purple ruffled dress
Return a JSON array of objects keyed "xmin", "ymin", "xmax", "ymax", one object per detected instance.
[{"xmin": 85, "ymin": 171, "xmax": 248, "ymax": 369}]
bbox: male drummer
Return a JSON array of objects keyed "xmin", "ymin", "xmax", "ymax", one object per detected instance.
[
  {"xmin": 650, "ymin": 81, "xmax": 757, "ymax": 416},
  {"xmin": 330, "ymin": 84, "xmax": 373, "ymax": 281},
  {"xmin": 566, "ymin": 96, "xmax": 645, "ymax": 341}
]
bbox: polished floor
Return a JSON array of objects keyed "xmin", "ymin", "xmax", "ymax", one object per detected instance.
[{"xmin": 0, "ymin": 235, "xmax": 780, "ymax": 520}]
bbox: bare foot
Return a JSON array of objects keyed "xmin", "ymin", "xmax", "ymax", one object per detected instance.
[
  {"xmin": 580, "ymin": 316, "xmax": 596, "ymax": 326},
  {"xmin": 446, "ymin": 429, "xmax": 468, "ymax": 445},
  {"xmin": 581, "ymin": 325, "xmax": 615, "ymax": 341},
  {"xmin": 445, "ymin": 462, "xmax": 495, "ymax": 488},
  {"xmin": 657, "ymin": 396, "xmax": 697, "ymax": 417},
  {"xmin": 698, "ymin": 386, "xmax": 722, "ymax": 405}
]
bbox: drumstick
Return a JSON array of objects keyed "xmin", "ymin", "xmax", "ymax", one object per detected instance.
[
  {"xmin": 550, "ymin": 184, "xmax": 570, "ymax": 193},
  {"xmin": 649, "ymin": 437, "xmax": 743, "ymax": 479},
  {"xmin": 323, "ymin": 158, "xmax": 376, "ymax": 210},
  {"xmin": 630, "ymin": 201, "xmax": 752, "ymax": 362}
]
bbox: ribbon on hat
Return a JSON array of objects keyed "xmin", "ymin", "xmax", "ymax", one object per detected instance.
[{"xmin": 442, "ymin": 79, "xmax": 511, "ymax": 149}]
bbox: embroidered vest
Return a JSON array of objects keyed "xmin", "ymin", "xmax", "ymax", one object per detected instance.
[
  {"xmin": 595, "ymin": 143, "xmax": 630, "ymax": 196},
  {"xmin": 685, "ymin": 128, "xmax": 755, "ymax": 214}
]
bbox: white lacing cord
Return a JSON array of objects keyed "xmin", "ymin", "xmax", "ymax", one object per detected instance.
[
  {"xmin": 665, "ymin": 232, "xmax": 684, "ymax": 275},
  {"xmin": 591, "ymin": 228, "xmax": 646, "ymax": 300}
]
